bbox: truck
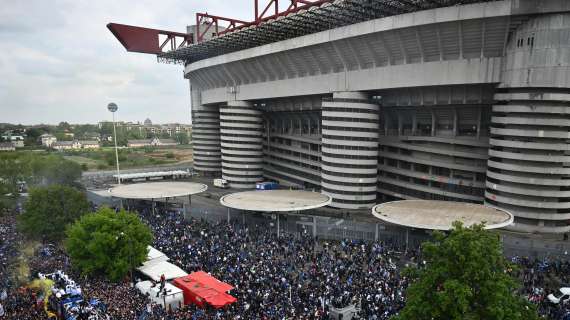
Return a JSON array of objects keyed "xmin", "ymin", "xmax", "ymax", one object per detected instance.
[
  {"xmin": 256, "ymin": 181, "xmax": 279, "ymax": 190},
  {"xmin": 213, "ymin": 179, "xmax": 229, "ymax": 189}
]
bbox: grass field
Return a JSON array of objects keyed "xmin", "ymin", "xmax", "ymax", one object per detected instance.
[{"xmin": 63, "ymin": 146, "xmax": 193, "ymax": 171}]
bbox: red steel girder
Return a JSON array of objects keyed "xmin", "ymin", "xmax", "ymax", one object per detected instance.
[
  {"xmin": 107, "ymin": 23, "xmax": 192, "ymax": 54},
  {"xmin": 196, "ymin": 13, "xmax": 249, "ymax": 43},
  {"xmin": 196, "ymin": 0, "xmax": 333, "ymax": 42}
]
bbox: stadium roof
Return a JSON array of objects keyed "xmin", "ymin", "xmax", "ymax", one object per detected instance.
[{"xmin": 158, "ymin": 0, "xmax": 498, "ymax": 64}]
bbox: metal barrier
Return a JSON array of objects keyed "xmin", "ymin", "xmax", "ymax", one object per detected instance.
[{"xmin": 178, "ymin": 202, "xmax": 570, "ymax": 260}]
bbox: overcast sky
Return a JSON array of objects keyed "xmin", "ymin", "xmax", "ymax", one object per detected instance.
[{"xmin": 0, "ymin": 0, "xmax": 256, "ymax": 125}]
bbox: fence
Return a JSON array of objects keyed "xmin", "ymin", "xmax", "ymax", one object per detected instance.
[{"xmin": 182, "ymin": 204, "xmax": 570, "ymax": 260}]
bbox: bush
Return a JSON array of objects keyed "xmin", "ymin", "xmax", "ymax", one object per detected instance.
[{"xmin": 165, "ymin": 152, "xmax": 175, "ymax": 159}]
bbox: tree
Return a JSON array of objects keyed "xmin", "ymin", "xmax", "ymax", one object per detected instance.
[
  {"xmin": 65, "ymin": 207, "xmax": 153, "ymax": 282},
  {"xmin": 19, "ymin": 184, "xmax": 90, "ymax": 241},
  {"xmin": 175, "ymin": 132, "xmax": 189, "ymax": 145},
  {"xmin": 394, "ymin": 222, "xmax": 539, "ymax": 320},
  {"xmin": 57, "ymin": 121, "xmax": 71, "ymax": 131},
  {"xmin": 29, "ymin": 154, "xmax": 83, "ymax": 186},
  {"xmin": 25, "ymin": 128, "xmax": 43, "ymax": 146}
]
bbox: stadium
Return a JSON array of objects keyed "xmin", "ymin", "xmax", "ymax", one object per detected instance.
[{"xmin": 108, "ymin": 0, "xmax": 570, "ymax": 234}]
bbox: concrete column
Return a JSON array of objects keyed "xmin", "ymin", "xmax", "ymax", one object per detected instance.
[
  {"xmin": 321, "ymin": 91, "xmax": 379, "ymax": 210},
  {"xmin": 192, "ymin": 105, "xmax": 221, "ymax": 175},
  {"xmin": 485, "ymin": 13, "xmax": 570, "ymax": 234},
  {"xmin": 220, "ymin": 100, "xmax": 263, "ymax": 189},
  {"xmin": 430, "ymin": 109, "xmax": 436, "ymax": 136},
  {"xmin": 411, "ymin": 112, "xmax": 417, "ymax": 136}
]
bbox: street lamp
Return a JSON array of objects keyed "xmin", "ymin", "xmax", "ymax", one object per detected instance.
[{"xmin": 107, "ymin": 102, "xmax": 121, "ymax": 184}]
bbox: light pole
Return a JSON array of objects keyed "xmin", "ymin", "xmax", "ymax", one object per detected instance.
[{"xmin": 107, "ymin": 102, "xmax": 121, "ymax": 184}]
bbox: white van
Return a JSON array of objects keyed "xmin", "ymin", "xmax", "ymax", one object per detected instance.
[{"xmin": 214, "ymin": 179, "xmax": 229, "ymax": 189}]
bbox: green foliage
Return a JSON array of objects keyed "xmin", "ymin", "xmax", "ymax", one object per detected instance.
[
  {"xmin": 54, "ymin": 132, "xmax": 74, "ymax": 141},
  {"xmin": 65, "ymin": 207, "xmax": 153, "ymax": 282},
  {"xmin": 57, "ymin": 122, "xmax": 71, "ymax": 131},
  {"xmin": 32, "ymin": 154, "xmax": 83, "ymax": 186},
  {"xmin": 393, "ymin": 222, "xmax": 539, "ymax": 320},
  {"xmin": 24, "ymin": 128, "xmax": 43, "ymax": 146},
  {"xmin": 0, "ymin": 152, "xmax": 82, "ymax": 190},
  {"xmin": 104, "ymin": 150, "xmax": 127, "ymax": 166},
  {"xmin": 143, "ymin": 146, "xmax": 156, "ymax": 153},
  {"xmin": 165, "ymin": 152, "xmax": 175, "ymax": 159},
  {"xmin": 175, "ymin": 132, "xmax": 189, "ymax": 145},
  {"xmin": 19, "ymin": 184, "xmax": 90, "ymax": 241},
  {"xmin": 0, "ymin": 183, "xmax": 17, "ymax": 215}
]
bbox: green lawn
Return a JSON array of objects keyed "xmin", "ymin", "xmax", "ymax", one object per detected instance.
[{"xmin": 63, "ymin": 146, "xmax": 192, "ymax": 171}]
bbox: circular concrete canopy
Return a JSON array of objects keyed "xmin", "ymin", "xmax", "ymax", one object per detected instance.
[
  {"xmin": 220, "ymin": 190, "xmax": 332, "ymax": 212},
  {"xmin": 372, "ymin": 200, "xmax": 513, "ymax": 231},
  {"xmin": 108, "ymin": 181, "xmax": 208, "ymax": 200}
]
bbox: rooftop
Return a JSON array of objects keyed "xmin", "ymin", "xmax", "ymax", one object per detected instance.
[
  {"xmin": 158, "ymin": 0, "xmax": 497, "ymax": 64},
  {"xmin": 372, "ymin": 200, "xmax": 513, "ymax": 231},
  {"xmin": 220, "ymin": 190, "xmax": 331, "ymax": 212},
  {"xmin": 108, "ymin": 181, "xmax": 207, "ymax": 199}
]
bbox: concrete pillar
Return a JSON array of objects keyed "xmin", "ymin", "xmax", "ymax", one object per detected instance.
[
  {"xmin": 321, "ymin": 91, "xmax": 379, "ymax": 210},
  {"xmin": 192, "ymin": 105, "xmax": 221, "ymax": 175},
  {"xmin": 220, "ymin": 100, "xmax": 264, "ymax": 189},
  {"xmin": 485, "ymin": 13, "xmax": 570, "ymax": 234},
  {"xmin": 430, "ymin": 109, "xmax": 436, "ymax": 136}
]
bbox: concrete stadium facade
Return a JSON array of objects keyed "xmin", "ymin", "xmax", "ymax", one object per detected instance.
[{"xmin": 184, "ymin": 0, "xmax": 570, "ymax": 233}]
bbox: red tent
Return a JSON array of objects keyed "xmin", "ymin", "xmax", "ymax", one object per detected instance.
[{"xmin": 172, "ymin": 271, "xmax": 237, "ymax": 309}]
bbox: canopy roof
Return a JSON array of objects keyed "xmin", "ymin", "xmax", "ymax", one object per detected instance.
[
  {"xmin": 146, "ymin": 246, "xmax": 168, "ymax": 263},
  {"xmin": 137, "ymin": 260, "xmax": 188, "ymax": 282},
  {"xmin": 220, "ymin": 190, "xmax": 331, "ymax": 212},
  {"xmin": 372, "ymin": 200, "xmax": 514, "ymax": 231},
  {"xmin": 157, "ymin": 0, "xmax": 496, "ymax": 64},
  {"xmin": 108, "ymin": 181, "xmax": 207, "ymax": 199},
  {"xmin": 135, "ymin": 280, "xmax": 183, "ymax": 296},
  {"xmin": 173, "ymin": 271, "xmax": 237, "ymax": 309}
]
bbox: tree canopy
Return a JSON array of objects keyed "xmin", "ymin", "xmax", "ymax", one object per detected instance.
[
  {"xmin": 175, "ymin": 132, "xmax": 189, "ymax": 145},
  {"xmin": 19, "ymin": 184, "xmax": 90, "ymax": 241},
  {"xmin": 65, "ymin": 207, "xmax": 153, "ymax": 282},
  {"xmin": 394, "ymin": 222, "xmax": 538, "ymax": 320},
  {"xmin": 0, "ymin": 152, "xmax": 82, "ymax": 188}
]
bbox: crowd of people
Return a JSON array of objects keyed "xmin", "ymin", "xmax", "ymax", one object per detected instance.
[
  {"xmin": 515, "ymin": 256, "xmax": 570, "ymax": 319},
  {"xmin": 141, "ymin": 207, "xmax": 411, "ymax": 319},
  {"xmin": 2, "ymin": 204, "xmax": 570, "ymax": 319}
]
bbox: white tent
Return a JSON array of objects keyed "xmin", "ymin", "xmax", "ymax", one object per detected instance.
[
  {"xmin": 137, "ymin": 260, "xmax": 188, "ymax": 282},
  {"xmin": 146, "ymin": 246, "xmax": 168, "ymax": 263},
  {"xmin": 135, "ymin": 281, "xmax": 184, "ymax": 311}
]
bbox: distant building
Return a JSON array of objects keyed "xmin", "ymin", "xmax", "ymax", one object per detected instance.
[
  {"xmin": 82, "ymin": 132, "xmax": 101, "ymax": 142},
  {"xmin": 0, "ymin": 142, "xmax": 15, "ymax": 152},
  {"xmin": 101, "ymin": 134, "xmax": 113, "ymax": 142},
  {"xmin": 1, "ymin": 134, "xmax": 25, "ymax": 148},
  {"xmin": 144, "ymin": 118, "xmax": 152, "ymax": 126},
  {"xmin": 40, "ymin": 134, "xmax": 57, "ymax": 147},
  {"xmin": 79, "ymin": 141, "xmax": 100, "ymax": 149},
  {"xmin": 52, "ymin": 140, "xmax": 99, "ymax": 151},
  {"xmin": 52, "ymin": 140, "xmax": 82, "ymax": 151},
  {"xmin": 127, "ymin": 138, "xmax": 178, "ymax": 148}
]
